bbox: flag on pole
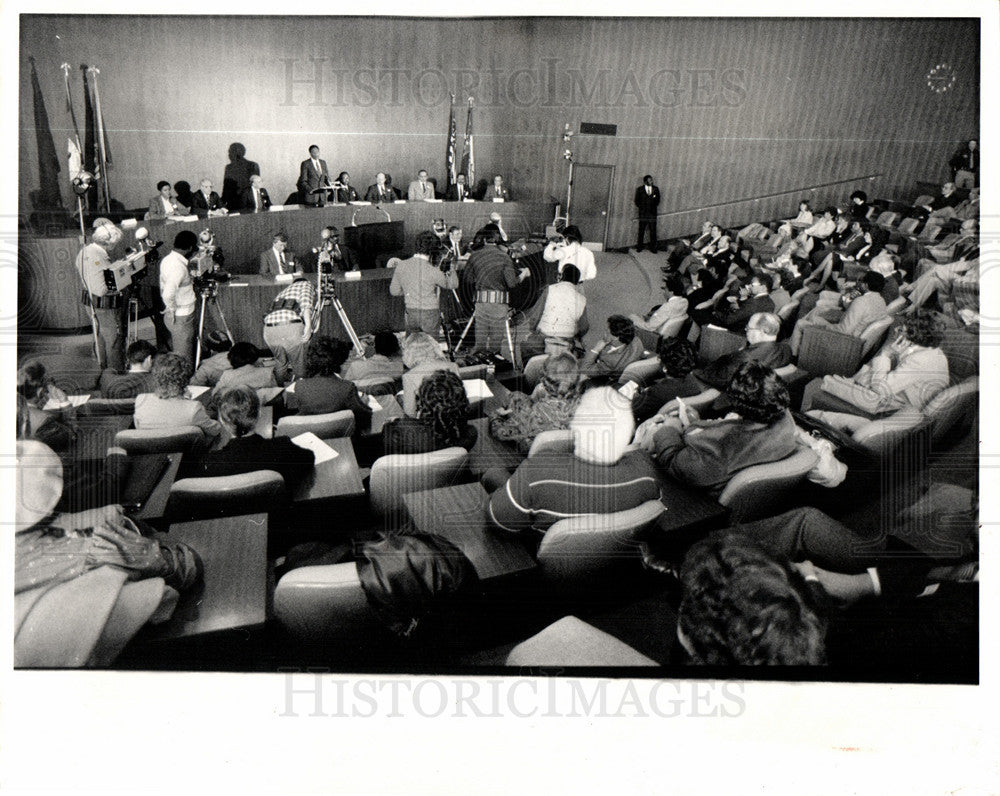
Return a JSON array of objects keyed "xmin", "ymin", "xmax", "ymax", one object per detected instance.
[
  {"xmin": 445, "ymin": 94, "xmax": 458, "ymax": 190},
  {"xmin": 28, "ymin": 56, "xmax": 63, "ymax": 209},
  {"xmin": 460, "ymin": 97, "xmax": 475, "ymax": 191},
  {"xmin": 81, "ymin": 65, "xmax": 99, "ymax": 207}
]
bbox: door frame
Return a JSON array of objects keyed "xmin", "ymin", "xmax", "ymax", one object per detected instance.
[{"xmin": 570, "ymin": 162, "xmax": 615, "ymax": 251}]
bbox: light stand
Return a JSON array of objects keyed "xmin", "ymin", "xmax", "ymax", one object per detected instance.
[
  {"xmin": 562, "ymin": 124, "xmax": 575, "ymax": 225},
  {"xmin": 73, "ymin": 189, "xmax": 105, "ymax": 369}
]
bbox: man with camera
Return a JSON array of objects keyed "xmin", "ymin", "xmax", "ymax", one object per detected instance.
[
  {"xmin": 389, "ymin": 230, "xmax": 458, "ymax": 334},
  {"xmin": 542, "ymin": 224, "xmax": 596, "ymax": 284},
  {"xmin": 76, "ymin": 222, "xmax": 128, "ymax": 371},
  {"xmin": 464, "ymin": 225, "xmax": 530, "ymax": 360},
  {"xmin": 159, "ymin": 230, "xmax": 200, "ymax": 367}
]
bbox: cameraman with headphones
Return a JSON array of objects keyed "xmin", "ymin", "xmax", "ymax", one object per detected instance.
[
  {"xmin": 159, "ymin": 230, "xmax": 200, "ymax": 366},
  {"xmin": 464, "ymin": 224, "xmax": 530, "ymax": 360},
  {"xmin": 390, "ymin": 230, "xmax": 457, "ymax": 334}
]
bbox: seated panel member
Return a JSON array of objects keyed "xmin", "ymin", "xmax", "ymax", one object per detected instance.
[
  {"xmin": 189, "ymin": 178, "xmax": 226, "ymax": 218},
  {"xmin": 364, "ymin": 172, "xmax": 396, "ymax": 204},
  {"xmin": 259, "ymin": 232, "xmax": 296, "ymax": 277},
  {"xmin": 99, "ymin": 340, "xmax": 157, "ymax": 400},
  {"xmin": 487, "ymin": 386, "xmax": 661, "ymax": 535},
  {"xmin": 241, "ymin": 174, "xmax": 272, "ymax": 213},
  {"xmin": 407, "ymin": 170, "xmax": 436, "ymax": 202},
  {"xmin": 483, "ymin": 174, "xmax": 511, "ymax": 201},
  {"xmin": 183, "ymin": 385, "xmax": 314, "ymax": 487},
  {"xmin": 148, "ymin": 180, "xmax": 188, "ymax": 219},
  {"xmin": 333, "ymin": 172, "xmax": 359, "ymax": 203},
  {"xmin": 445, "ymin": 174, "xmax": 472, "ymax": 202}
]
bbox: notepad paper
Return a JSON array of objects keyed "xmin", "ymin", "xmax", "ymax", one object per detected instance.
[
  {"xmin": 186, "ymin": 385, "xmax": 210, "ymax": 399},
  {"xmin": 274, "ymin": 273, "xmax": 294, "ymax": 283},
  {"xmin": 463, "ymin": 379, "xmax": 494, "ymax": 401},
  {"xmin": 43, "ymin": 394, "xmax": 91, "ymax": 410},
  {"xmin": 344, "ymin": 270, "xmax": 362, "ymax": 281},
  {"xmin": 366, "ymin": 394, "xmax": 382, "ymax": 411},
  {"xmin": 290, "ymin": 432, "xmax": 339, "ymax": 464}
]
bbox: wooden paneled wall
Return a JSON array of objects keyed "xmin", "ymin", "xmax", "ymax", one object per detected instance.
[{"xmin": 20, "ymin": 16, "xmax": 978, "ymax": 247}]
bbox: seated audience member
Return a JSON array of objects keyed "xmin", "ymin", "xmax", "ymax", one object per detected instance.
[
  {"xmin": 667, "ymin": 221, "xmax": 717, "ymax": 270},
  {"xmin": 913, "ymin": 181, "xmax": 962, "ymax": 218},
  {"xmin": 848, "ymin": 190, "xmax": 870, "ymax": 221},
  {"xmin": 487, "ymin": 386, "xmax": 662, "ymax": 535},
  {"xmin": 286, "ymin": 337, "xmax": 372, "ymax": 428},
  {"xmin": 543, "ymin": 225, "xmax": 596, "ymax": 283},
  {"xmin": 489, "ymin": 352, "xmax": 585, "ymax": 452},
  {"xmin": 901, "ymin": 257, "xmax": 979, "ymax": 316},
  {"xmin": 580, "ymin": 315, "xmax": 645, "ymax": 382},
  {"xmin": 786, "ymin": 199, "xmax": 814, "ymax": 228},
  {"xmin": 100, "ymin": 340, "xmax": 157, "ymax": 399},
  {"xmin": 241, "ymin": 174, "xmax": 272, "ymax": 212},
  {"xmin": 863, "ymin": 250, "xmax": 901, "ymax": 304},
  {"xmin": 685, "ymin": 268, "xmax": 725, "ymax": 327},
  {"xmin": 802, "ymin": 218, "xmax": 871, "ymax": 292},
  {"xmin": 789, "ymin": 271, "xmax": 889, "ymax": 356},
  {"xmin": 17, "ymin": 362, "xmax": 75, "ymax": 454},
  {"xmin": 148, "ymin": 180, "xmax": 188, "ymax": 219},
  {"xmin": 766, "ymin": 269, "xmax": 798, "ymax": 312},
  {"xmin": 14, "ymin": 439, "xmax": 203, "ymax": 668},
  {"xmin": 806, "ymin": 214, "xmax": 851, "ymax": 269},
  {"xmin": 629, "ymin": 338, "xmax": 704, "ymax": 424},
  {"xmin": 695, "ymin": 312, "xmax": 792, "ymax": 391},
  {"xmin": 182, "ymin": 386, "xmax": 314, "ymax": 487},
  {"xmin": 676, "ymin": 531, "xmax": 826, "ymax": 665},
  {"xmin": 640, "ymin": 362, "xmax": 798, "ymax": 495},
  {"xmin": 630, "ymin": 274, "xmax": 688, "ymax": 334},
  {"xmin": 909, "ymin": 219, "xmax": 979, "ymax": 277},
  {"xmin": 801, "ymin": 311, "xmax": 949, "ymax": 418},
  {"xmin": 382, "ymin": 370, "xmax": 477, "ymax": 456},
  {"xmin": 189, "ymin": 178, "xmax": 227, "ymax": 218},
  {"xmin": 133, "ymin": 353, "xmax": 224, "ymax": 448},
  {"xmin": 343, "ymin": 331, "xmax": 405, "ymax": 384},
  {"xmin": 210, "ymin": 342, "xmax": 279, "ymax": 396},
  {"xmin": 801, "ymin": 206, "xmax": 837, "ymax": 242},
  {"xmin": 519, "ymin": 265, "xmax": 589, "ymax": 361},
  {"xmin": 400, "ymin": 332, "xmax": 461, "ymax": 417},
  {"xmin": 389, "ymin": 230, "xmax": 456, "ymax": 334},
  {"xmin": 712, "ymin": 273, "xmax": 775, "ymax": 332},
  {"xmin": 189, "ymin": 331, "xmax": 233, "ymax": 387},
  {"xmin": 676, "ymin": 224, "xmax": 726, "ymax": 275}
]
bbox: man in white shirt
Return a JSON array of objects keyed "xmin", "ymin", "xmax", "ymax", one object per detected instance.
[
  {"xmin": 259, "ymin": 232, "xmax": 295, "ymax": 276},
  {"xmin": 407, "ymin": 170, "xmax": 436, "ymax": 202},
  {"xmin": 543, "ymin": 224, "xmax": 596, "ymax": 283},
  {"xmin": 160, "ymin": 230, "xmax": 200, "ymax": 366},
  {"xmin": 76, "ymin": 222, "xmax": 127, "ymax": 370},
  {"xmin": 242, "ymin": 174, "xmax": 271, "ymax": 212}
]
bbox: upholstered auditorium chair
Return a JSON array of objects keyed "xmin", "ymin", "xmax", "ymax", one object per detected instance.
[
  {"xmin": 505, "ymin": 616, "xmax": 658, "ymax": 667},
  {"xmin": 717, "ymin": 447, "xmax": 819, "ymax": 521},
  {"xmin": 697, "ymin": 325, "xmax": 746, "ymax": 363},
  {"xmin": 165, "ymin": 470, "xmax": 287, "ymax": 521},
  {"xmin": 273, "ymin": 562, "xmax": 379, "ymax": 640},
  {"xmin": 534, "ymin": 499, "xmax": 665, "ymax": 586},
  {"xmin": 275, "ymin": 409, "xmax": 355, "ymax": 439},
  {"xmin": 114, "ymin": 425, "xmax": 206, "ymax": 455},
  {"xmin": 526, "ymin": 428, "xmax": 574, "ymax": 458},
  {"xmin": 368, "ymin": 447, "xmax": 470, "ymax": 521},
  {"xmin": 923, "ymin": 376, "xmax": 978, "ymax": 448},
  {"xmin": 796, "ymin": 316, "xmax": 894, "ymax": 377}
]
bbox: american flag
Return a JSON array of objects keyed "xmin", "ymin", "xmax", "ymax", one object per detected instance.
[
  {"xmin": 460, "ymin": 97, "xmax": 475, "ymax": 190},
  {"xmin": 445, "ymin": 95, "xmax": 458, "ymax": 189}
]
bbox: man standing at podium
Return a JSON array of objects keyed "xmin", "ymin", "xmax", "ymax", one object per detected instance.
[{"xmin": 298, "ymin": 144, "xmax": 331, "ymax": 206}]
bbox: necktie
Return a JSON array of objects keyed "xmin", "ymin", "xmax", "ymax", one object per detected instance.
[
  {"xmin": 646, "ymin": 186, "xmax": 651, "ymax": 195},
  {"xmin": 254, "ymin": 189, "xmax": 260, "ymax": 210},
  {"xmin": 279, "ymin": 251, "xmax": 286, "ymax": 273}
]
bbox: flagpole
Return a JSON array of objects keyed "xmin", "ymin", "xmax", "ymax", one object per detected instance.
[{"xmin": 87, "ymin": 66, "xmax": 112, "ymax": 212}]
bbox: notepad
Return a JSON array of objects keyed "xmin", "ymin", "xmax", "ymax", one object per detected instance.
[
  {"xmin": 285, "ymin": 380, "xmax": 297, "ymax": 394},
  {"xmin": 186, "ymin": 385, "xmax": 210, "ymax": 399},
  {"xmin": 290, "ymin": 432, "xmax": 339, "ymax": 464},
  {"xmin": 366, "ymin": 394, "xmax": 382, "ymax": 411},
  {"xmin": 274, "ymin": 273, "xmax": 294, "ymax": 283},
  {"xmin": 43, "ymin": 394, "xmax": 91, "ymax": 410},
  {"xmin": 344, "ymin": 270, "xmax": 362, "ymax": 281},
  {"xmin": 463, "ymin": 379, "xmax": 494, "ymax": 401}
]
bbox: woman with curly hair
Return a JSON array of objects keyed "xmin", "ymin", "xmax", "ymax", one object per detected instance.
[
  {"xmin": 286, "ymin": 336, "xmax": 372, "ymax": 428},
  {"xmin": 399, "ymin": 331, "xmax": 461, "ymax": 416},
  {"xmin": 488, "ymin": 352, "xmax": 585, "ymax": 453},
  {"xmin": 630, "ymin": 337, "xmax": 704, "ymax": 424},
  {"xmin": 638, "ymin": 361, "xmax": 798, "ymax": 495},
  {"xmin": 382, "ymin": 370, "xmax": 476, "ymax": 455},
  {"xmin": 677, "ymin": 531, "xmax": 827, "ymax": 666},
  {"xmin": 579, "ymin": 314, "xmax": 645, "ymax": 383},
  {"xmin": 133, "ymin": 353, "xmax": 223, "ymax": 448},
  {"xmin": 803, "ymin": 311, "xmax": 949, "ymax": 424}
]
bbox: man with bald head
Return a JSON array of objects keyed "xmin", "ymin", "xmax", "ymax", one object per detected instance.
[
  {"xmin": 190, "ymin": 178, "xmax": 227, "ymax": 218},
  {"xmin": 76, "ymin": 222, "xmax": 127, "ymax": 370},
  {"xmin": 364, "ymin": 172, "xmax": 395, "ymax": 204},
  {"xmin": 241, "ymin": 174, "xmax": 272, "ymax": 212}
]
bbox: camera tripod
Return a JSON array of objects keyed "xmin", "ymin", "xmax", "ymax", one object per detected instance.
[
  {"xmin": 314, "ymin": 268, "xmax": 364, "ymax": 356},
  {"xmin": 453, "ymin": 306, "xmax": 519, "ymax": 368},
  {"xmin": 194, "ymin": 285, "xmax": 234, "ymax": 369}
]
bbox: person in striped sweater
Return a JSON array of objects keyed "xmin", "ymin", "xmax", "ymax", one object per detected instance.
[{"xmin": 487, "ymin": 386, "xmax": 662, "ymax": 535}]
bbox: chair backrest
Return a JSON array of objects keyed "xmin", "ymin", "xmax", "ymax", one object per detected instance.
[
  {"xmin": 851, "ymin": 407, "xmax": 926, "ymax": 452},
  {"xmin": 698, "ymin": 325, "xmax": 746, "ymax": 364},
  {"xmin": 885, "ymin": 296, "xmax": 908, "ymax": 315},
  {"xmin": 114, "ymin": 425, "xmax": 205, "ymax": 455},
  {"xmin": 275, "ymin": 409, "xmax": 355, "ymax": 439},
  {"xmin": 19, "ymin": 353, "xmax": 103, "ymax": 395},
  {"xmin": 273, "ymin": 562, "xmax": 377, "ymax": 640},
  {"xmin": 923, "ymin": 376, "xmax": 978, "ymax": 447},
  {"xmin": 797, "ymin": 325, "xmax": 865, "ymax": 376},
  {"xmin": 536, "ymin": 500, "xmax": 665, "ymax": 583},
  {"xmin": 896, "ymin": 217, "xmax": 920, "ymax": 236},
  {"xmin": 658, "ymin": 314, "xmax": 688, "ymax": 339},
  {"xmin": 619, "ymin": 356, "xmax": 661, "ymax": 387},
  {"xmin": 912, "ymin": 194, "xmax": 935, "ymax": 207},
  {"xmin": 354, "ymin": 376, "xmax": 399, "ymax": 396},
  {"xmin": 369, "ymin": 447, "xmax": 470, "ymax": 520},
  {"xmin": 875, "ymin": 211, "xmax": 900, "ymax": 228},
  {"xmin": 523, "ymin": 354, "xmax": 549, "ymax": 391},
  {"xmin": 166, "ymin": 469, "xmax": 287, "ymax": 521},
  {"xmin": 528, "ymin": 429, "xmax": 575, "ymax": 458},
  {"xmin": 634, "ymin": 326, "xmax": 660, "ymax": 354},
  {"xmin": 718, "ymin": 447, "xmax": 819, "ymax": 521},
  {"xmin": 859, "ymin": 315, "xmax": 895, "ymax": 359},
  {"xmin": 776, "ymin": 299, "xmax": 800, "ymax": 322}
]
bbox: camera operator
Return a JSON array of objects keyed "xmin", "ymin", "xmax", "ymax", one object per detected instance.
[
  {"xmin": 262, "ymin": 270, "xmax": 316, "ymax": 379},
  {"xmin": 75, "ymin": 222, "xmax": 128, "ymax": 371},
  {"xmin": 464, "ymin": 224, "xmax": 530, "ymax": 360},
  {"xmin": 389, "ymin": 230, "xmax": 457, "ymax": 334},
  {"xmin": 313, "ymin": 225, "xmax": 357, "ymax": 272},
  {"xmin": 127, "ymin": 227, "xmax": 170, "ymax": 352},
  {"xmin": 160, "ymin": 230, "xmax": 200, "ymax": 366},
  {"xmin": 543, "ymin": 224, "xmax": 596, "ymax": 284},
  {"xmin": 190, "ymin": 228, "xmax": 229, "ymax": 278}
]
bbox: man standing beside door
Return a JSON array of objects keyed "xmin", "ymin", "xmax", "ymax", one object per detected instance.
[{"xmin": 634, "ymin": 174, "xmax": 661, "ymax": 253}]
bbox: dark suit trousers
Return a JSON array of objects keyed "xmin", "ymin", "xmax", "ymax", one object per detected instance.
[{"xmin": 637, "ymin": 219, "xmax": 658, "ymax": 252}]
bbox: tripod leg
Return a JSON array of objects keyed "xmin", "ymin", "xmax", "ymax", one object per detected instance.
[
  {"xmin": 330, "ymin": 294, "xmax": 365, "ymax": 356},
  {"xmin": 127, "ymin": 298, "xmax": 139, "ymax": 346},
  {"xmin": 194, "ymin": 294, "xmax": 208, "ymax": 370},
  {"xmin": 504, "ymin": 314, "xmax": 518, "ymax": 369},
  {"xmin": 214, "ymin": 298, "xmax": 235, "ymax": 344},
  {"xmin": 454, "ymin": 312, "xmax": 476, "ymax": 355}
]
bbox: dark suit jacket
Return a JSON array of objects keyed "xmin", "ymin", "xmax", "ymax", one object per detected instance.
[
  {"xmin": 445, "ymin": 183, "xmax": 472, "ymax": 202},
  {"xmin": 713, "ymin": 294, "xmax": 776, "ymax": 332},
  {"xmin": 298, "ymin": 158, "xmax": 331, "ymax": 203},
  {"xmin": 482, "ymin": 185, "xmax": 511, "ymax": 201},
  {"xmin": 696, "ymin": 341, "xmax": 793, "ymax": 390},
  {"xmin": 259, "ymin": 248, "xmax": 295, "ymax": 276},
  {"xmin": 334, "ymin": 185, "xmax": 360, "ymax": 203},
  {"xmin": 190, "ymin": 190, "xmax": 223, "ymax": 218},
  {"xmin": 288, "ymin": 375, "xmax": 372, "ymax": 429},
  {"xmin": 182, "ymin": 433, "xmax": 314, "ymax": 490},
  {"xmin": 241, "ymin": 186, "xmax": 272, "ymax": 212},
  {"xmin": 634, "ymin": 184, "xmax": 661, "ymax": 219},
  {"xmin": 364, "ymin": 184, "xmax": 396, "ymax": 203}
]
